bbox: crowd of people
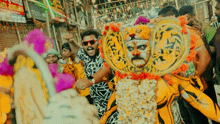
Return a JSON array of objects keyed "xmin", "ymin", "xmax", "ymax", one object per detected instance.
[{"xmin": 2, "ymin": 1, "xmax": 220, "ymax": 124}]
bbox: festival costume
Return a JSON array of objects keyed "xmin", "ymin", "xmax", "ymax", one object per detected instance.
[
  {"xmin": 4, "ymin": 29, "xmax": 96, "ymax": 124},
  {"xmin": 0, "ymin": 49, "xmax": 13, "ymax": 124},
  {"xmin": 99, "ymin": 17, "xmax": 220, "ymax": 124},
  {"xmin": 77, "ymin": 48, "xmax": 118, "ymax": 123}
]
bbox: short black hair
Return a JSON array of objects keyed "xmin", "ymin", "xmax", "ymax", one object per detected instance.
[
  {"xmin": 158, "ymin": 6, "xmax": 179, "ymax": 17},
  {"xmin": 62, "ymin": 42, "xmax": 71, "ymax": 51},
  {"xmin": 179, "ymin": 5, "xmax": 194, "ymax": 16},
  {"xmin": 80, "ymin": 29, "xmax": 101, "ymax": 41}
]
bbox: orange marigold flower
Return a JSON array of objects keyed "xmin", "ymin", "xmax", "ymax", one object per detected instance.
[
  {"xmin": 98, "ymin": 45, "xmax": 103, "ymax": 53},
  {"xmin": 190, "ymin": 35, "xmax": 197, "ymax": 50},
  {"xmin": 167, "ymin": 80, "xmax": 173, "ymax": 85},
  {"xmin": 115, "ymin": 71, "xmax": 120, "ymax": 77},
  {"xmin": 100, "ymin": 53, "xmax": 104, "ymax": 59},
  {"xmin": 186, "ymin": 50, "xmax": 197, "ymax": 62},
  {"xmin": 181, "ymin": 25, "xmax": 187, "ymax": 34},
  {"xmin": 178, "ymin": 16, "xmax": 187, "ymax": 26},
  {"xmin": 103, "ymin": 31, "xmax": 107, "ymax": 35},
  {"xmin": 105, "ymin": 25, "xmax": 109, "ymax": 30},
  {"xmin": 179, "ymin": 64, "xmax": 189, "ymax": 72},
  {"xmin": 103, "ymin": 62, "xmax": 109, "ymax": 68},
  {"xmin": 117, "ymin": 23, "xmax": 121, "ymax": 27},
  {"xmin": 130, "ymin": 72, "xmax": 139, "ymax": 80},
  {"xmin": 122, "ymin": 73, "xmax": 128, "ymax": 78},
  {"xmin": 98, "ymin": 39, "xmax": 102, "ymax": 44},
  {"xmin": 163, "ymin": 74, "xmax": 170, "ymax": 80}
]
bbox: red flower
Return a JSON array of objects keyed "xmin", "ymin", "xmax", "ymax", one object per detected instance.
[
  {"xmin": 122, "ymin": 73, "xmax": 128, "ymax": 78},
  {"xmin": 179, "ymin": 64, "xmax": 189, "ymax": 72},
  {"xmin": 139, "ymin": 72, "xmax": 146, "ymax": 80},
  {"xmin": 101, "ymin": 53, "xmax": 104, "ymax": 59},
  {"xmin": 103, "ymin": 31, "xmax": 107, "ymax": 35},
  {"xmin": 105, "ymin": 25, "xmax": 109, "ymax": 30},
  {"xmin": 130, "ymin": 72, "xmax": 139, "ymax": 80},
  {"xmin": 117, "ymin": 23, "xmax": 121, "ymax": 27},
  {"xmin": 103, "ymin": 62, "xmax": 109, "ymax": 68},
  {"xmin": 115, "ymin": 71, "xmax": 120, "ymax": 77}
]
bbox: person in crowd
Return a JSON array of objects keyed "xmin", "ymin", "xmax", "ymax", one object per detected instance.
[
  {"xmin": 179, "ymin": 5, "xmax": 203, "ymax": 34},
  {"xmin": 211, "ymin": 16, "xmax": 220, "ymax": 29},
  {"xmin": 43, "ymin": 49, "xmax": 64, "ymax": 73},
  {"xmin": 210, "ymin": 0, "xmax": 220, "ymax": 84},
  {"xmin": 75, "ymin": 29, "xmax": 118, "ymax": 123},
  {"xmin": 61, "ymin": 42, "xmax": 93, "ymax": 104},
  {"xmin": 179, "ymin": 5, "xmax": 218, "ymax": 124},
  {"xmin": 43, "ymin": 49, "xmax": 59, "ymax": 64},
  {"xmin": 158, "ymin": 5, "xmax": 216, "ymax": 124}
]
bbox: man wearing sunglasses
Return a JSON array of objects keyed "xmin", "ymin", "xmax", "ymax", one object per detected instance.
[{"xmin": 75, "ymin": 29, "xmax": 117, "ymax": 123}]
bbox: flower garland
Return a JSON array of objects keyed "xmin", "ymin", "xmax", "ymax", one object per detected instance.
[
  {"xmin": 114, "ymin": 71, "xmax": 160, "ymax": 81},
  {"xmin": 116, "ymin": 77, "xmax": 157, "ymax": 124},
  {"xmin": 0, "ymin": 54, "xmax": 14, "ymax": 124}
]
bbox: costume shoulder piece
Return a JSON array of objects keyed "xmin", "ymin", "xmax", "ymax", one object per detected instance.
[
  {"xmin": 101, "ymin": 17, "xmax": 195, "ymax": 76},
  {"xmin": 7, "ymin": 29, "xmax": 56, "ymax": 124}
]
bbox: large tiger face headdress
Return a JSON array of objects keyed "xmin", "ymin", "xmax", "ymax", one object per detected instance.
[{"xmin": 123, "ymin": 26, "xmax": 151, "ymax": 68}]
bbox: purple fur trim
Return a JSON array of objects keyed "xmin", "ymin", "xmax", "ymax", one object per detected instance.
[{"xmin": 0, "ymin": 57, "xmax": 14, "ymax": 76}]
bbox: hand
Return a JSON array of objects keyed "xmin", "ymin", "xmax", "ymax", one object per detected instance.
[{"xmin": 75, "ymin": 79, "xmax": 93, "ymax": 90}]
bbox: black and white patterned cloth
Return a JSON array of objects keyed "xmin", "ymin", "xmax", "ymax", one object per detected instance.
[{"xmin": 77, "ymin": 48, "xmax": 118, "ymax": 123}]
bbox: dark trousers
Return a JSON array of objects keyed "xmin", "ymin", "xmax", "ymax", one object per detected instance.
[{"xmin": 179, "ymin": 82, "xmax": 219, "ymax": 124}]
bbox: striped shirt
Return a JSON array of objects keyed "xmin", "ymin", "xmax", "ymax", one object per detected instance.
[{"xmin": 211, "ymin": 22, "xmax": 220, "ymax": 29}]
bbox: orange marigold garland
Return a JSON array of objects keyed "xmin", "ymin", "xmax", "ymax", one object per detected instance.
[
  {"xmin": 103, "ymin": 31, "xmax": 107, "ymax": 35},
  {"xmin": 103, "ymin": 62, "xmax": 109, "ymax": 68},
  {"xmin": 178, "ymin": 16, "xmax": 187, "ymax": 26},
  {"xmin": 181, "ymin": 25, "xmax": 187, "ymax": 34},
  {"xmin": 105, "ymin": 25, "xmax": 109, "ymax": 30},
  {"xmin": 115, "ymin": 71, "xmax": 160, "ymax": 80}
]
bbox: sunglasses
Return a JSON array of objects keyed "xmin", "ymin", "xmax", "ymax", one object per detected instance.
[{"xmin": 82, "ymin": 40, "xmax": 97, "ymax": 46}]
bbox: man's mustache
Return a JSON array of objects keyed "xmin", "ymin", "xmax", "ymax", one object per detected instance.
[
  {"xmin": 87, "ymin": 47, "xmax": 94, "ymax": 50},
  {"xmin": 132, "ymin": 56, "xmax": 144, "ymax": 61}
]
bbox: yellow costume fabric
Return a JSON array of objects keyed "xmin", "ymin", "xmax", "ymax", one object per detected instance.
[
  {"xmin": 63, "ymin": 58, "xmax": 90, "ymax": 96},
  {"xmin": 0, "ymin": 75, "xmax": 13, "ymax": 124}
]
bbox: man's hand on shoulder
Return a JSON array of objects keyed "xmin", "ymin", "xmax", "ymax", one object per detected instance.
[{"xmin": 75, "ymin": 79, "xmax": 93, "ymax": 90}]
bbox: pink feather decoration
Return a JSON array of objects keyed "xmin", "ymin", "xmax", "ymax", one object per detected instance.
[
  {"xmin": 134, "ymin": 16, "xmax": 150, "ymax": 25},
  {"xmin": 48, "ymin": 63, "xmax": 75, "ymax": 93},
  {"xmin": 23, "ymin": 29, "xmax": 47, "ymax": 55},
  {"xmin": 55, "ymin": 73, "xmax": 75, "ymax": 93},
  {"xmin": 0, "ymin": 57, "xmax": 14, "ymax": 76}
]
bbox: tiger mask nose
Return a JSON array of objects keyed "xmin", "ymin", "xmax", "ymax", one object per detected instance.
[{"xmin": 129, "ymin": 34, "xmax": 135, "ymax": 38}]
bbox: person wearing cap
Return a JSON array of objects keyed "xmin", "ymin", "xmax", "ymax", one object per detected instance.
[
  {"xmin": 43, "ymin": 49, "xmax": 59, "ymax": 64},
  {"xmin": 43, "ymin": 49, "xmax": 65, "ymax": 73}
]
